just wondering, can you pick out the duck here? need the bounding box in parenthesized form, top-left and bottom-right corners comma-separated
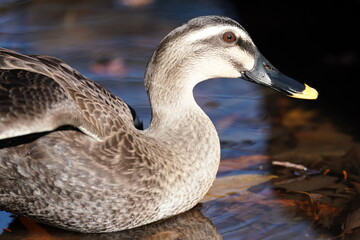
(0, 15, 318, 233)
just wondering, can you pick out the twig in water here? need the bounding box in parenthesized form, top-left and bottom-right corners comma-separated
(272, 161, 308, 171)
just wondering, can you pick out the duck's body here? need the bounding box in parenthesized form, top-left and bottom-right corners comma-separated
(0, 16, 317, 233)
(0, 50, 219, 232)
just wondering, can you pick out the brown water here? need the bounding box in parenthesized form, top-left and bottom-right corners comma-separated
(1, 1, 359, 239)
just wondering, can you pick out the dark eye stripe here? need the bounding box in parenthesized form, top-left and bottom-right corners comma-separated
(237, 39, 256, 56)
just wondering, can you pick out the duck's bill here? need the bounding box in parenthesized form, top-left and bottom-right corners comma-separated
(242, 53, 318, 100)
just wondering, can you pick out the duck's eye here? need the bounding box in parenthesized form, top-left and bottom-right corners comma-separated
(223, 32, 236, 43)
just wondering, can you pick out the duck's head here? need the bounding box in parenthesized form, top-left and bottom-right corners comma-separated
(145, 15, 317, 100)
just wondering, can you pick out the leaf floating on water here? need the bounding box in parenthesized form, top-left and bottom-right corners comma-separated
(274, 175, 349, 193)
(203, 174, 276, 202)
(218, 155, 269, 173)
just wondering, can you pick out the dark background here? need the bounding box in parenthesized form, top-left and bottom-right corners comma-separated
(230, 0, 360, 136)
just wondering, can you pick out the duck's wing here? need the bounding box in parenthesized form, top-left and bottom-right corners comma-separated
(0, 48, 135, 141)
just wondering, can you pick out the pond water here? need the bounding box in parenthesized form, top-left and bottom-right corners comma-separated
(1, 0, 358, 239)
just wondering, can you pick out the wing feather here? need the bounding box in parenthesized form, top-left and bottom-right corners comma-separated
(0, 48, 135, 140)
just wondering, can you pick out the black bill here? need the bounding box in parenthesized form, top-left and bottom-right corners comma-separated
(242, 52, 318, 100)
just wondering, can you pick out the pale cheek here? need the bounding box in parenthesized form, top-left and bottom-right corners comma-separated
(206, 50, 256, 78)
(195, 58, 240, 80)
(235, 51, 255, 71)
(187, 49, 256, 82)
(212, 58, 239, 77)
(243, 54, 255, 70)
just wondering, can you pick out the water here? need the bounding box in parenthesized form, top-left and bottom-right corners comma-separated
(0, 0, 348, 239)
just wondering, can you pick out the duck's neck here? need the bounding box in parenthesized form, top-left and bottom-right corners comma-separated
(145, 75, 204, 135)
(144, 56, 202, 129)
(143, 42, 220, 155)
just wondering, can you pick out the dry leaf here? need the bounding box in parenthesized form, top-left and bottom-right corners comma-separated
(203, 174, 276, 202)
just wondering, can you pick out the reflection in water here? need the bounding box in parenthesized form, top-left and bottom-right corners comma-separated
(0, 207, 222, 240)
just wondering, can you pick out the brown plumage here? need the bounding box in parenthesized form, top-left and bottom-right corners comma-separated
(0, 16, 317, 233)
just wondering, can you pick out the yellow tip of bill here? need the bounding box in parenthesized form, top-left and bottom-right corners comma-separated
(290, 84, 318, 100)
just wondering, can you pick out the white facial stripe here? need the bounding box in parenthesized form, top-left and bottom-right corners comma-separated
(182, 25, 251, 44)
